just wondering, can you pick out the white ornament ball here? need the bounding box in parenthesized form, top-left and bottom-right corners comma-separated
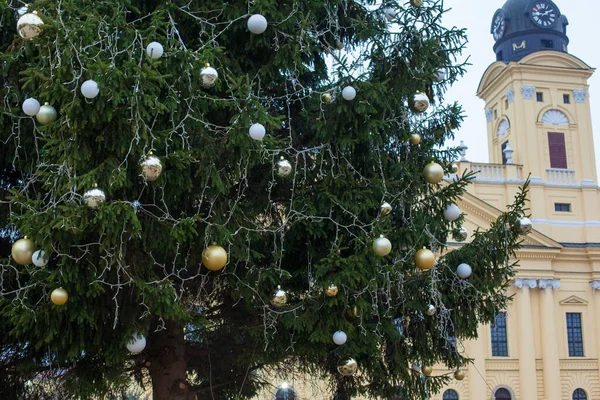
(443, 204, 461, 221)
(434, 69, 447, 82)
(456, 263, 472, 279)
(249, 123, 266, 141)
(22, 98, 41, 116)
(333, 331, 347, 346)
(146, 42, 164, 59)
(81, 80, 100, 99)
(342, 86, 356, 101)
(126, 333, 146, 354)
(373, 236, 392, 257)
(32, 250, 48, 267)
(247, 14, 268, 35)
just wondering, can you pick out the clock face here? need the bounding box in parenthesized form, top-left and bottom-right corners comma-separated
(531, 2, 558, 27)
(492, 12, 506, 41)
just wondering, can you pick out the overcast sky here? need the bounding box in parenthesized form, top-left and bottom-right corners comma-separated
(441, 0, 600, 175)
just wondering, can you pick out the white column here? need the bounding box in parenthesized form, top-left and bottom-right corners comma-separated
(538, 279, 561, 400)
(514, 278, 539, 400)
(590, 281, 600, 386)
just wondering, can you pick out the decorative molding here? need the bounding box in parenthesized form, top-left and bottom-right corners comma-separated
(497, 119, 510, 137)
(559, 360, 599, 370)
(514, 278, 537, 290)
(573, 89, 587, 103)
(506, 88, 515, 104)
(559, 295, 588, 306)
(531, 219, 600, 227)
(538, 279, 560, 291)
(590, 280, 600, 292)
(485, 108, 493, 122)
(485, 360, 520, 371)
(522, 85, 536, 99)
(541, 109, 569, 125)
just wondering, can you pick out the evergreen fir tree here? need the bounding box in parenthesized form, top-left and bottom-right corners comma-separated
(0, 0, 528, 399)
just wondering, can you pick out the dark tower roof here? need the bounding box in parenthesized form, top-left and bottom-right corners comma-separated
(491, 0, 569, 63)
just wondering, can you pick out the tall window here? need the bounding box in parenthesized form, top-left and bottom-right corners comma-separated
(443, 389, 459, 400)
(566, 313, 584, 357)
(548, 132, 567, 169)
(491, 312, 508, 356)
(573, 389, 587, 400)
(494, 388, 512, 400)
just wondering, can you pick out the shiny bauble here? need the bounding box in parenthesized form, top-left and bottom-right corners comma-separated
(409, 133, 421, 145)
(448, 163, 459, 174)
(17, 11, 43, 40)
(333, 331, 347, 345)
(410, 0, 423, 7)
(32, 250, 48, 267)
(50, 287, 68, 305)
(139, 152, 163, 182)
(425, 304, 436, 316)
(421, 365, 433, 376)
(83, 185, 106, 209)
(380, 202, 392, 216)
(201, 244, 228, 271)
(17, 6, 29, 16)
(337, 358, 358, 376)
(409, 92, 430, 114)
(36, 103, 57, 125)
(247, 14, 268, 34)
(81, 79, 99, 99)
(415, 247, 435, 271)
(347, 306, 358, 318)
(11, 237, 37, 265)
(200, 64, 218, 87)
(342, 86, 356, 101)
(275, 157, 292, 178)
(146, 41, 164, 59)
(457, 263, 472, 279)
(423, 161, 444, 184)
(434, 69, 446, 82)
(518, 217, 532, 235)
(321, 92, 332, 103)
(249, 123, 266, 141)
(270, 286, 287, 308)
(126, 333, 147, 354)
(22, 98, 40, 116)
(383, 8, 395, 21)
(454, 370, 465, 381)
(373, 235, 392, 257)
(324, 284, 339, 297)
(453, 226, 468, 242)
(443, 204, 461, 221)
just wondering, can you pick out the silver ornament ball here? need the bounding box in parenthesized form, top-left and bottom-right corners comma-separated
(36, 103, 57, 125)
(373, 235, 392, 257)
(518, 217, 532, 235)
(270, 286, 287, 308)
(200, 65, 219, 87)
(17, 12, 43, 40)
(140, 153, 163, 182)
(453, 226, 468, 242)
(426, 304, 436, 316)
(275, 157, 293, 178)
(380, 202, 392, 216)
(83, 185, 106, 209)
(337, 358, 358, 376)
(409, 92, 430, 114)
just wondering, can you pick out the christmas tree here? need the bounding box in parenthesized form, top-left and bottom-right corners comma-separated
(0, 0, 528, 399)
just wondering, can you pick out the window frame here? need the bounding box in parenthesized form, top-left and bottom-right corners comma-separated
(490, 312, 509, 357)
(563, 94, 571, 104)
(554, 203, 571, 212)
(494, 387, 512, 400)
(442, 389, 459, 400)
(566, 313, 584, 357)
(572, 388, 587, 400)
(536, 92, 544, 102)
(548, 132, 568, 169)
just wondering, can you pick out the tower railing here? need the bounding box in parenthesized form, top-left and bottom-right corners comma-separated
(546, 168, 577, 185)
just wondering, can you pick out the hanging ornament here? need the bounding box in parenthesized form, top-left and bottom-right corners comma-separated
(324, 284, 339, 297)
(333, 331, 347, 345)
(380, 202, 392, 216)
(126, 333, 147, 354)
(11, 237, 37, 265)
(249, 123, 266, 141)
(139, 152, 163, 182)
(50, 287, 68, 305)
(443, 204, 461, 221)
(453, 226, 468, 242)
(518, 217, 532, 235)
(270, 285, 287, 308)
(409, 133, 421, 145)
(81, 79, 99, 99)
(383, 8, 395, 21)
(321, 93, 332, 103)
(409, 91, 430, 114)
(17, 5, 29, 16)
(456, 263, 472, 279)
(425, 304, 436, 316)
(146, 41, 164, 59)
(410, 0, 423, 7)
(83, 184, 106, 209)
(434, 69, 446, 82)
(347, 306, 358, 318)
(200, 63, 219, 87)
(454, 370, 465, 381)
(423, 161, 444, 184)
(415, 247, 435, 271)
(36, 102, 57, 125)
(247, 14, 268, 34)
(342, 86, 356, 101)
(22, 98, 40, 116)
(448, 162, 459, 174)
(275, 157, 292, 178)
(202, 244, 228, 271)
(32, 249, 48, 267)
(337, 358, 358, 376)
(373, 235, 392, 257)
(17, 11, 43, 40)
(132, 200, 142, 213)
(421, 365, 433, 376)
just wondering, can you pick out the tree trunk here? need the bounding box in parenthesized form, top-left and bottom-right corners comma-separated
(148, 320, 196, 400)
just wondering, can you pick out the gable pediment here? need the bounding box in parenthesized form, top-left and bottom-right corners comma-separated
(559, 295, 588, 306)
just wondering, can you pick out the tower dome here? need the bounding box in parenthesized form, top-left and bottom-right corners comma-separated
(490, 0, 569, 63)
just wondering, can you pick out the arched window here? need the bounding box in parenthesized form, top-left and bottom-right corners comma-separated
(275, 386, 296, 400)
(443, 389, 459, 400)
(494, 388, 512, 400)
(573, 388, 587, 400)
(541, 110, 569, 125)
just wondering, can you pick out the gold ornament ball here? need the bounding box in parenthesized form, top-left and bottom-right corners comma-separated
(17, 11, 43, 40)
(373, 235, 392, 257)
(140, 152, 163, 182)
(11, 237, 37, 265)
(448, 163, 459, 174)
(83, 184, 106, 209)
(423, 161, 444, 184)
(51, 287, 69, 305)
(36, 102, 57, 125)
(409, 92, 430, 114)
(421, 365, 433, 376)
(271, 286, 287, 308)
(409, 133, 421, 145)
(454, 370, 465, 381)
(410, 0, 423, 7)
(415, 247, 435, 271)
(202, 244, 228, 271)
(347, 306, 358, 318)
(337, 358, 358, 376)
(324, 284, 339, 297)
(321, 93, 332, 103)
